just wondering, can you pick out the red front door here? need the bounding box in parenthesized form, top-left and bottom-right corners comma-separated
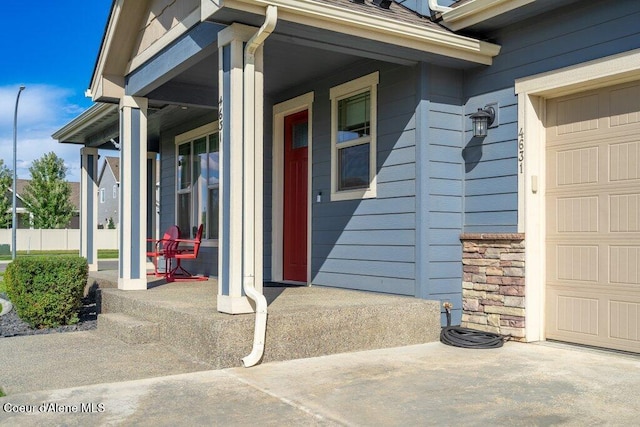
(283, 110, 308, 282)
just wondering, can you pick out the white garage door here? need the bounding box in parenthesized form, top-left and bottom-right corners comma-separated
(546, 81, 640, 353)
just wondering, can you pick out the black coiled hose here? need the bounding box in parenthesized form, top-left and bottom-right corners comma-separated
(440, 304, 508, 349)
(440, 326, 506, 349)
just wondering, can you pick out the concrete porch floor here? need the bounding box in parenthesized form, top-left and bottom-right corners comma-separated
(90, 268, 441, 369)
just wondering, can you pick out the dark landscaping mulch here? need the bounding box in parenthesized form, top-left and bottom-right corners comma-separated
(0, 293, 97, 338)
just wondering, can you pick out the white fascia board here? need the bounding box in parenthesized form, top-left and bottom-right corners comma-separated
(206, 0, 501, 65)
(89, 0, 124, 101)
(441, 0, 536, 31)
(52, 103, 119, 142)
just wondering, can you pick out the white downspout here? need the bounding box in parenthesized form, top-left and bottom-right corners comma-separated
(428, 0, 452, 14)
(241, 5, 277, 368)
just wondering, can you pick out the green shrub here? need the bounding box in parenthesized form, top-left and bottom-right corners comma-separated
(4, 256, 88, 329)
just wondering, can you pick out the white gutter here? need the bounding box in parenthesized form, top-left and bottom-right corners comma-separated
(429, 0, 452, 14)
(241, 4, 278, 368)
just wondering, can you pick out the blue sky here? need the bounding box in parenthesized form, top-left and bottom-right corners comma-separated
(0, 1, 112, 182)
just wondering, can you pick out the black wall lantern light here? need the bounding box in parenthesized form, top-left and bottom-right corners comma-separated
(470, 106, 496, 138)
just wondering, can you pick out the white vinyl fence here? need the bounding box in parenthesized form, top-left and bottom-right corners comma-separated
(0, 228, 119, 252)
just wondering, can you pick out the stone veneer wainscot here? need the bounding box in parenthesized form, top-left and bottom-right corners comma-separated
(460, 233, 526, 341)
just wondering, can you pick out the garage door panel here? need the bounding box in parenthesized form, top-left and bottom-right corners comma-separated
(547, 242, 602, 288)
(610, 300, 640, 342)
(610, 84, 640, 126)
(556, 245, 599, 282)
(547, 287, 640, 352)
(555, 196, 599, 233)
(610, 193, 640, 232)
(610, 140, 640, 181)
(555, 146, 599, 186)
(546, 81, 640, 353)
(609, 246, 640, 285)
(547, 287, 602, 338)
(550, 93, 601, 136)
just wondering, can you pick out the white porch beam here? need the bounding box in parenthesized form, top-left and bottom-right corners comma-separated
(118, 95, 148, 290)
(80, 147, 99, 272)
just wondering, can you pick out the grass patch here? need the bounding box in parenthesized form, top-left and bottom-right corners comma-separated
(98, 249, 119, 259)
(0, 388, 5, 397)
(0, 272, 5, 295)
(0, 249, 119, 261)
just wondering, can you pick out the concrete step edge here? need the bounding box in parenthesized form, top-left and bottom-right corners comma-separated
(97, 313, 160, 345)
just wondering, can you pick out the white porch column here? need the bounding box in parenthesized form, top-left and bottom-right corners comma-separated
(217, 24, 261, 314)
(118, 95, 148, 290)
(80, 147, 98, 271)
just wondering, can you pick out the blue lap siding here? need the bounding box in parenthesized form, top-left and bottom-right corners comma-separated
(462, 1, 640, 234)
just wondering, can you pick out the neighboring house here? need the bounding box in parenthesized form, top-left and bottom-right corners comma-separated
(4, 179, 80, 229)
(97, 156, 120, 228)
(53, 0, 640, 354)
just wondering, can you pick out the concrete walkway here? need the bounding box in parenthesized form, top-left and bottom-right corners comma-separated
(1, 339, 639, 426)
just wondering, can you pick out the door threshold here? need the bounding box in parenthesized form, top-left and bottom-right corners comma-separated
(264, 280, 308, 287)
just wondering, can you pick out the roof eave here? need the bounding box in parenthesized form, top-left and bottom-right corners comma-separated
(206, 0, 501, 65)
(52, 103, 119, 143)
(88, 0, 149, 102)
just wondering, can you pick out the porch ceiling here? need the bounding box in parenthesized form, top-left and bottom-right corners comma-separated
(56, 32, 360, 150)
(53, 102, 211, 152)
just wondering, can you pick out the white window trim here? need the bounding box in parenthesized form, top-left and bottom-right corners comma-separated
(175, 121, 219, 248)
(99, 188, 105, 204)
(112, 184, 117, 199)
(330, 71, 378, 201)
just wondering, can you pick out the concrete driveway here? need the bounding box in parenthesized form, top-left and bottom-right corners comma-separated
(1, 340, 638, 426)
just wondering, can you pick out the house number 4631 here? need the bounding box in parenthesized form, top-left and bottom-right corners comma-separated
(518, 128, 524, 174)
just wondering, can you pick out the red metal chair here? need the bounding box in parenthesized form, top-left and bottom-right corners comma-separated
(146, 225, 180, 277)
(166, 224, 208, 281)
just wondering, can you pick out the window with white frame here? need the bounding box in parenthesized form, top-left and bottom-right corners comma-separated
(330, 71, 378, 201)
(113, 184, 117, 199)
(175, 123, 219, 241)
(99, 188, 105, 203)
